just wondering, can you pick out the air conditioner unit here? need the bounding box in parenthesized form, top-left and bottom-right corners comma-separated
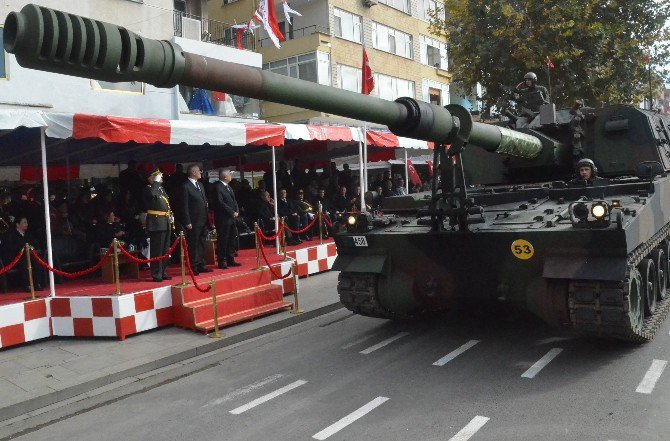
(363, 0, 378, 6)
(181, 17, 202, 41)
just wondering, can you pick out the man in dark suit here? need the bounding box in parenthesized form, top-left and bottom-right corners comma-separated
(142, 168, 173, 282)
(213, 169, 241, 269)
(179, 164, 212, 275)
(1, 216, 44, 292)
(277, 188, 302, 245)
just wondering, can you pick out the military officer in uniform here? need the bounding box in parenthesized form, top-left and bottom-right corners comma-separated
(514, 72, 550, 118)
(142, 168, 173, 282)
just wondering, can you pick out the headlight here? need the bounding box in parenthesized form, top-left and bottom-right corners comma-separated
(347, 215, 357, 226)
(591, 203, 607, 219)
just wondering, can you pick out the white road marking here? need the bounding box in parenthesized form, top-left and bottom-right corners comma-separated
(204, 374, 284, 407)
(360, 332, 409, 354)
(341, 332, 381, 349)
(229, 379, 307, 414)
(636, 359, 668, 394)
(535, 336, 571, 346)
(433, 340, 480, 366)
(312, 396, 389, 440)
(448, 415, 490, 441)
(521, 348, 563, 378)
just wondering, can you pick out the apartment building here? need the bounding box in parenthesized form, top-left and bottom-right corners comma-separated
(209, 0, 458, 124)
(0, 0, 261, 121)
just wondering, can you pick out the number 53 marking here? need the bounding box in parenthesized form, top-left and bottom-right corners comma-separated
(511, 239, 534, 260)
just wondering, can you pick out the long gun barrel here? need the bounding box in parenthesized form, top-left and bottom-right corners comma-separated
(4, 4, 541, 158)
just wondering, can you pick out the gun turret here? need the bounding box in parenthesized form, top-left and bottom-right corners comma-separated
(3, 4, 543, 160)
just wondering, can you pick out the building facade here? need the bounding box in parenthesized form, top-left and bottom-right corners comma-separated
(209, 0, 456, 124)
(0, 0, 261, 121)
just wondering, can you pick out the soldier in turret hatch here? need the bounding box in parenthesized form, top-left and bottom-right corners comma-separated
(568, 158, 609, 186)
(513, 72, 550, 118)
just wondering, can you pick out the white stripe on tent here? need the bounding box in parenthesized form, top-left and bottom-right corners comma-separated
(282, 123, 312, 140)
(397, 136, 429, 149)
(0, 109, 48, 130)
(43, 113, 75, 139)
(169, 120, 249, 146)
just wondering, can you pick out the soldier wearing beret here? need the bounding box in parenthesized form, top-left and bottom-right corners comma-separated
(142, 168, 173, 282)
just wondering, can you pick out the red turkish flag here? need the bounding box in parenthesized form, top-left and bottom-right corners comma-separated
(361, 48, 374, 95)
(546, 56, 555, 69)
(211, 91, 227, 102)
(426, 160, 434, 177)
(407, 160, 422, 186)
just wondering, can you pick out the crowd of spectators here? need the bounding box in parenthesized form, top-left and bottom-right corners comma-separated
(0, 159, 432, 290)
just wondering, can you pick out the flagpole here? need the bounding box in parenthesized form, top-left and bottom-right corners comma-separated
(357, 132, 365, 212)
(363, 122, 368, 195)
(404, 148, 409, 194)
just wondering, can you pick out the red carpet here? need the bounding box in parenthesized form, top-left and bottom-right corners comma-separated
(0, 237, 333, 306)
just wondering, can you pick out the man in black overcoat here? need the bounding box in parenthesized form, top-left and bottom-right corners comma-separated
(212, 169, 241, 269)
(179, 164, 211, 275)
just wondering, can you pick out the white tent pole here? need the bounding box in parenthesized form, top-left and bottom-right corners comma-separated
(358, 133, 365, 212)
(404, 148, 409, 194)
(362, 122, 368, 192)
(271, 147, 280, 254)
(40, 127, 56, 297)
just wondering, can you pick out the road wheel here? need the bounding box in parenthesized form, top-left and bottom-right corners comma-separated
(652, 248, 668, 300)
(639, 258, 657, 316)
(626, 267, 644, 333)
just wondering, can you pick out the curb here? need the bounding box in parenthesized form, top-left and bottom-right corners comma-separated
(0, 302, 344, 424)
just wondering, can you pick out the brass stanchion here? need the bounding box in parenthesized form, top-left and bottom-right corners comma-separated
(319, 207, 325, 243)
(112, 239, 121, 295)
(178, 232, 187, 286)
(254, 222, 261, 270)
(290, 260, 303, 315)
(209, 282, 223, 338)
(24, 244, 35, 300)
(280, 217, 287, 260)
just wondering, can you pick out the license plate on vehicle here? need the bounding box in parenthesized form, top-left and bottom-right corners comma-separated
(352, 236, 368, 247)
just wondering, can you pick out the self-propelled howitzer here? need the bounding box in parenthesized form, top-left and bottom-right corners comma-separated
(7, 4, 670, 342)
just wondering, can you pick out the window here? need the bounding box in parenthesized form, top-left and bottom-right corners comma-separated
(371, 22, 412, 59)
(91, 80, 144, 94)
(0, 26, 6, 79)
(333, 8, 362, 43)
(372, 73, 415, 101)
(336, 65, 362, 93)
(422, 79, 449, 106)
(378, 0, 410, 14)
(222, 0, 240, 4)
(263, 52, 330, 85)
(418, 0, 445, 22)
(420, 35, 447, 69)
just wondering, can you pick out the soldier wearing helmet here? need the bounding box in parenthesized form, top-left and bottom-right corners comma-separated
(514, 72, 550, 117)
(569, 158, 607, 186)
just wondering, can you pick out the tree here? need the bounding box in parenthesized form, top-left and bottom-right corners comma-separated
(430, 0, 670, 112)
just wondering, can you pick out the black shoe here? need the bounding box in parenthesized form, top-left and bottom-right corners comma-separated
(152, 277, 163, 282)
(162, 275, 172, 280)
(35, 285, 44, 291)
(218, 263, 228, 269)
(227, 261, 242, 267)
(199, 267, 213, 273)
(192, 271, 200, 276)
(24, 286, 31, 293)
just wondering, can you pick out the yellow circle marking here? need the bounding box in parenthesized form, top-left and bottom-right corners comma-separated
(511, 239, 534, 260)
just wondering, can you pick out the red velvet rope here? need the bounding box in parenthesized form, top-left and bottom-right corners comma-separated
(257, 222, 285, 241)
(321, 211, 334, 228)
(31, 247, 112, 278)
(282, 215, 318, 235)
(0, 249, 24, 276)
(182, 238, 211, 293)
(256, 228, 292, 279)
(118, 238, 180, 264)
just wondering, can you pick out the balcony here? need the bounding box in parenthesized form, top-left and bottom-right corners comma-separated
(259, 25, 330, 48)
(173, 11, 255, 51)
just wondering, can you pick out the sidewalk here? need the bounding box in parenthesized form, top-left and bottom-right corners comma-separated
(0, 271, 341, 423)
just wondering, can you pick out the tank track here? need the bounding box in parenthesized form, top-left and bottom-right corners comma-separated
(337, 273, 396, 319)
(568, 222, 670, 343)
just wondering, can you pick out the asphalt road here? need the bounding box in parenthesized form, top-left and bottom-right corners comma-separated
(11, 280, 670, 441)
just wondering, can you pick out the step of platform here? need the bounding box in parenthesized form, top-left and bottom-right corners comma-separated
(173, 281, 292, 331)
(195, 300, 293, 332)
(173, 268, 272, 305)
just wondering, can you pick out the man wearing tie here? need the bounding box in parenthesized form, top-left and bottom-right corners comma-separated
(142, 168, 173, 282)
(179, 164, 212, 275)
(213, 169, 241, 269)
